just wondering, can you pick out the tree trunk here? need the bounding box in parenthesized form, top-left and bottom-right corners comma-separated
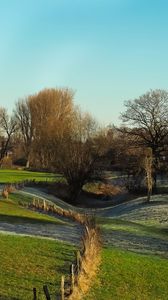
(153, 171, 157, 191)
(152, 151, 159, 192)
(69, 184, 82, 204)
(147, 188, 152, 202)
(26, 159, 30, 168)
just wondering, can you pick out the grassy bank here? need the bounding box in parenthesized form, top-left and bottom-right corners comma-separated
(0, 193, 65, 225)
(0, 234, 76, 299)
(0, 169, 61, 183)
(98, 217, 168, 241)
(85, 247, 168, 300)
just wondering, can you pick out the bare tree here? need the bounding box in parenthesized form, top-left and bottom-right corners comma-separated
(14, 98, 33, 168)
(120, 89, 168, 189)
(143, 149, 153, 202)
(0, 108, 17, 166)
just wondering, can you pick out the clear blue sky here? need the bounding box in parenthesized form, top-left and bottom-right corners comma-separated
(0, 0, 168, 125)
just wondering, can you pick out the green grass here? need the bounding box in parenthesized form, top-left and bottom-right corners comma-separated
(83, 182, 101, 193)
(0, 233, 76, 300)
(85, 247, 168, 300)
(98, 217, 168, 241)
(0, 194, 66, 225)
(0, 169, 62, 183)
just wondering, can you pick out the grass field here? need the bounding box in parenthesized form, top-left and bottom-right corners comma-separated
(1, 171, 168, 300)
(88, 196, 168, 299)
(98, 217, 168, 241)
(0, 191, 75, 299)
(85, 246, 168, 300)
(0, 169, 62, 183)
(0, 193, 66, 225)
(0, 234, 76, 300)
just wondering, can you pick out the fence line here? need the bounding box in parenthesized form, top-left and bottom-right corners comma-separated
(30, 198, 101, 300)
(1, 183, 101, 300)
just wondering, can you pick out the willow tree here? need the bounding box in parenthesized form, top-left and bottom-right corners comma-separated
(55, 109, 107, 203)
(15, 88, 74, 169)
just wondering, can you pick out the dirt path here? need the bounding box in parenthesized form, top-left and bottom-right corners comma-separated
(20, 187, 77, 211)
(94, 195, 168, 220)
(1, 185, 168, 256)
(0, 222, 82, 245)
(19, 190, 168, 257)
(99, 195, 168, 257)
(0, 186, 83, 245)
(104, 230, 168, 257)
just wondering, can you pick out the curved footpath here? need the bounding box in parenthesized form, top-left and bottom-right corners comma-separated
(0, 186, 168, 257)
(0, 222, 82, 245)
(97, 194, 168, 257)
(0, 186, 83, 245)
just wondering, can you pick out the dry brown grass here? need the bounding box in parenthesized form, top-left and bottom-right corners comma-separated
(30, 198, 87, 224)
(2, 189, 8, 199)
(1, 184, 16, 199)
(68, 220, 101, 300)
(96, 183, 123, 196)
(30, 198, 101, 300)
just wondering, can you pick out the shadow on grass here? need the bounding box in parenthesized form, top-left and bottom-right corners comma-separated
(0, 214, 61, 225)
(104, 228, 168, 257)
(0, 296, 19, 300)
(99, 218, 168, 238)
(101, 197, 168, 218)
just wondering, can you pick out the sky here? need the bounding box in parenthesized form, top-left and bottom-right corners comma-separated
(0, 0, 168, 125)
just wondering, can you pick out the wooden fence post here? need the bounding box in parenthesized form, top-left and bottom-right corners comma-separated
(43, 199, 46, 211)
(33, 198, 36, 207)
(71, 264, 75, 293)
(43, 285, 51, 300)
(76, 250, 81, 274)
(61, 275, 65, 300)
(33, 287, 37, 300)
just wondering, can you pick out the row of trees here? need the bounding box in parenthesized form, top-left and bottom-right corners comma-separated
(1, 88, 168, 202)
(0, 88, 109, 202)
